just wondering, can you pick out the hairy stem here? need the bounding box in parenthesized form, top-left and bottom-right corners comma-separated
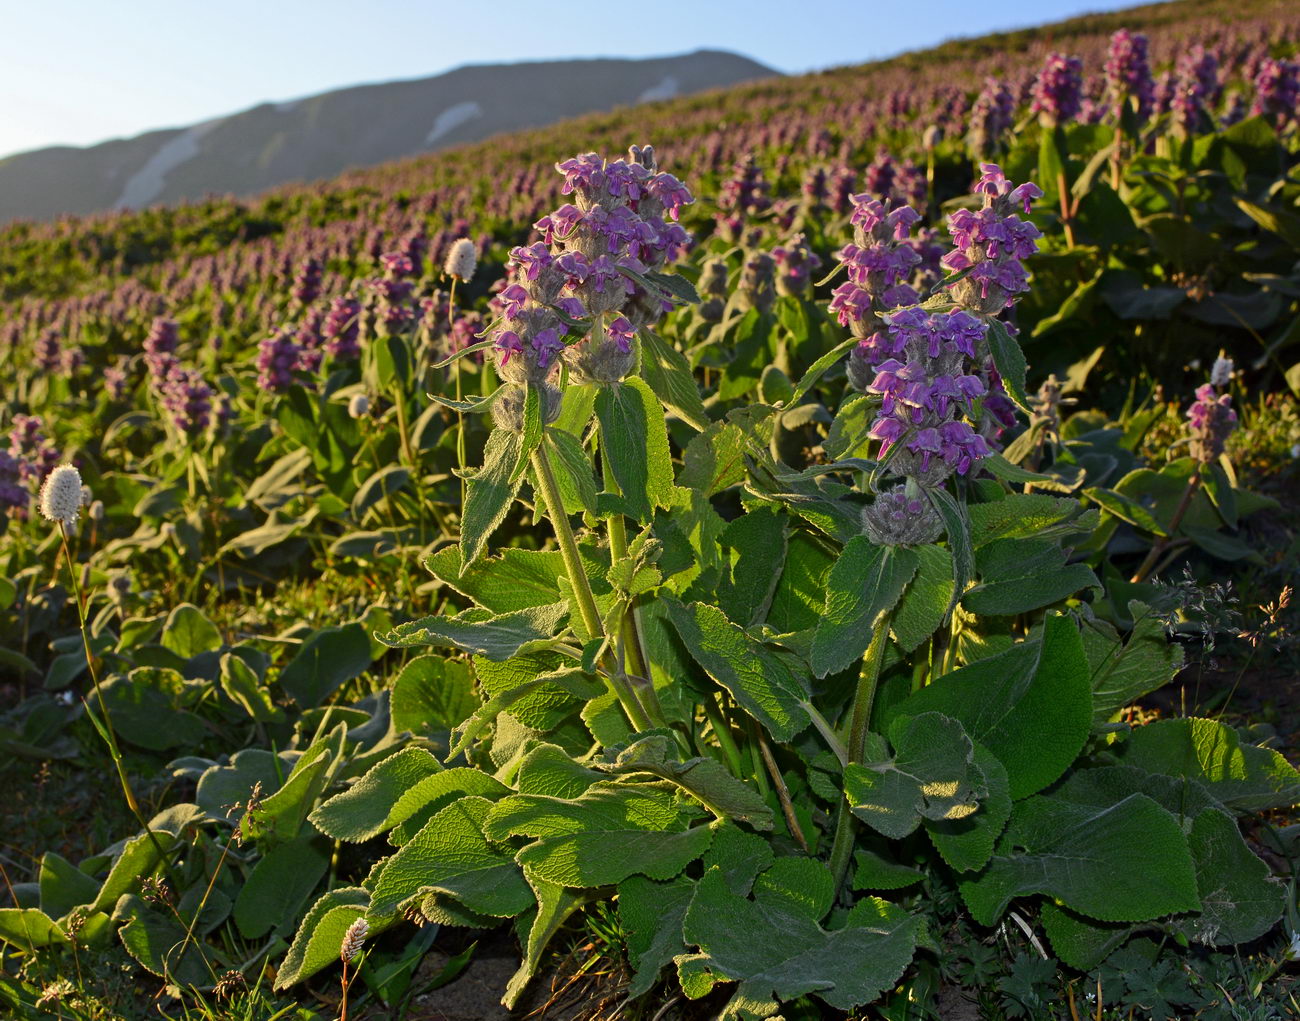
(531, 438, 652, 731)
(829, 614, 892, 895)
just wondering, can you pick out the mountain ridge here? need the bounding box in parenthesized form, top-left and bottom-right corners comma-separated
(0, 49, 776, 223)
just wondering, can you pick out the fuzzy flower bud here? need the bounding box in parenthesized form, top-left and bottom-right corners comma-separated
(39, 465, 83, 527)
(444, 237, 478, 283)
(1210, 354, 1233, 389)
(863, 485, 945, 546)
(1187, 384, 1237, 463)
(490, 383, 562, 433)
(348, 394, 371, 419)
(340, 918, 368, 963)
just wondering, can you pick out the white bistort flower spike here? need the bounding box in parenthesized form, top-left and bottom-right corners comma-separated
(443, 237, 477, 283)
(1210, 352, 1233, 388)
(347, 393, 370, 419)
(40, 465, 84, 527)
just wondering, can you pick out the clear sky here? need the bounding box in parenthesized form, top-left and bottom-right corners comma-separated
(0, 0, 1144, 159)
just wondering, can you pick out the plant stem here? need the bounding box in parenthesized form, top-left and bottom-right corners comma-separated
(703, 693, 745, 779)
(754, 726, 810, 853)
(450, 278, 468, 511)
(531, 438, 652, 731)
(1130, 468, 1201, 583)
(1057, 170, 1077, 248)
(829, 614, 892, 895)
(57, 525, 172, 879)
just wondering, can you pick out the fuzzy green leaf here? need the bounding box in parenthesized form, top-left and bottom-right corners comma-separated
(424, 547, 565, 613)
(1081, 601, 1183, 726)
(381, 602, 569, 659)
(484, 783, 713, 887)
(275, 887, 369, 988)
(233, 835, 329, 939)
(389, 655, 477, 736)
(595, 377, 674, 523)
(667, 600, 811, 743)
(278, 623, 372, 708)
(811, 539, 917, 678)
(891, 544, 954, 653)
(1175, 809, 1286, 946)
(310, 747, 443, 842)
(889, 613, 1092, 800)
(460, 428, 525, 568)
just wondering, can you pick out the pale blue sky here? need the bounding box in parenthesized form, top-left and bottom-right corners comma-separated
(0, 0, 1142, 158)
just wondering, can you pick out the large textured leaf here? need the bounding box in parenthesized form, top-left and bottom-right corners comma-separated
(278, 623, 372, 708)
(91, 830, 178, 913)
(844, 713, 985, 839)
(448, 667, 603, 760)
(38, 852, 100, 920)
(386, 768, 513, 846)
(424, 547, 565, 613)
(242, 726, 343, 845)
(503, 868, 592, 1009)
(959, 792, 1199, 925)
(925, 745, 1012, 873)
(595, 734, 774, 830)
(484, 783, 713, 887)
(641, 327, 710, 431)
(309, 747, 443, 842)
(233, 835, 329, 939)
(1081, 601, 1183, 726)
(891, 544, 954, 653)
(368, 796, 533, 921)
(1118, 717, 1300, 812)
(719, 508, 788, 629)
(680, 862, 926, 1012)
(810, 539, 917, 678)
(381, 602, 568, 660)
(275, 887, 369, 988)
(473, 652, 592, 732)
(160, 603, 222, 659)
(1175, 809, 1285, 946)
(389, 655, 477, 736)
(620, 874, 696, 997)
(962, 538, 1097, 616)
(595, 377, 674, 523)
(460, 428, 524, 568)
(667, 600, 811, 742)
(967, 492, 1092, 545)
(0, 908, 66, 949)
(890, 613, 1092, 800)
(1040, 903, 1136, 971)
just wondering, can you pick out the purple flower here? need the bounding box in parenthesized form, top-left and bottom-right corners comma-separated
(1031, 53, 1084, 125)
(943, 165, 1042, 315)
(1251, 58, 1299, 130)
(1104, 30, 1155, 121)
(1187, 383, 1237, 463)
(256, 328, 300, 392)
(605, 316, 636, 354)
(323, 295, 362, 360)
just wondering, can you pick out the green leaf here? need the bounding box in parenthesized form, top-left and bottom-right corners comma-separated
(926, 745, 1012, 873)
(510, 383, 545, 483)
(38, 852, 100, 920)
(891, 544, 954, 653)
(351, 465, 410, 521)
(484, 783, 713, 887)
(309, 747, 443, 842)
(389, 655, 477, 736)
(277, 623, 371, 708)
(986, 319, 1030, 413)
(424, 546, 565, 613)
(595, 734, 774, 829)
(641, 328, 710, 431)
(1082, 601, 1182, 726)
(844, 713, 985, 839)
(0, 908, 66, 949)
(645, 270, 701, 305)
(369, 796, 533, 921)
(474, 653, 592, 732)
(96, 669, 208, 751)
(962, 538, 1098, 615)
(381, 602, 568, 659)
(241, 726, 342, 845)
(620, 874, 695, 997)
(967, 492, 1090, 545)
(1040, 903, 1136, 971)
(545, 428, 600, 516)
(680, 863, 925, 1012)
(1175, 809, 1285, 946)
(1118, 717, 1300, 812)
(926, 487, 972, 611)
(811, 539, 917, 678)
(595, 378, 674, 523)
(503, 869, 591, 1009)
(785, 335, 858, 407)
(233, 835, 329, 939)
(959, 791, 1199, 926)
(460, 428, 525, 568)
(91, 830, 177, 913)
(220, 652, 282, 724)
(275, 887, 369, 988)
(890, 613, 1092, 800)
(117, 902, 215, 986)
(160, 603, 222, 659)
(667, 600, 811, 743)
(386, 768, 513, 846)
(852, 849, 924, 892)
(679, 422, 748, 496)
(447, 666, 603, 761)
(719, 508, 788, 629)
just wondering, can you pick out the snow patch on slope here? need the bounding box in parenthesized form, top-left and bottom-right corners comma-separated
(115, 120, 222, 209)
(426, 101, 483, 145)
(638, 76, 679, 102)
